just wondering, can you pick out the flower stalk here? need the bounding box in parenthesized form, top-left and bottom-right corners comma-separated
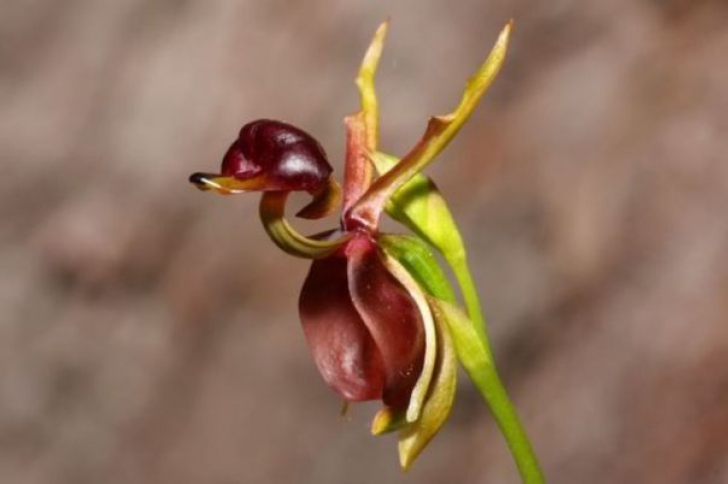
(430, 298, 544, 484)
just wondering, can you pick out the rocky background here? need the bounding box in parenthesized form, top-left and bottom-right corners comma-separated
(1, 0, 727, 483)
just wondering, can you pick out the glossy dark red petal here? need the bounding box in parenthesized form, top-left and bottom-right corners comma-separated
(220, 139, 261, 179)
(346, 232, 426, 409)
(222, 120, 332, 192)
(299, 250, 385, 401)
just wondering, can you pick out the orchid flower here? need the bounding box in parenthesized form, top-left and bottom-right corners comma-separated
(189, 20, 545, 483)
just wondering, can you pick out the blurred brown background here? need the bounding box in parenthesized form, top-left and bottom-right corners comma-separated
(2, 0, 727, 483)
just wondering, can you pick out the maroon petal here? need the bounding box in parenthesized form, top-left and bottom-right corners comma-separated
(346, 232, 426, 409)
(299, 250, 385, 401)
(221, 120, 333, 192)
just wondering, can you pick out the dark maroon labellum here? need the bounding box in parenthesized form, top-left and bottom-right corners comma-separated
(221, 119, 332, 192)
(299, 231, 426, 409)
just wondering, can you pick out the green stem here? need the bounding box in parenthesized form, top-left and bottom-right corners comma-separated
(429, 273, 545, 484)
(446, 252, 491, 358)
(470, 360, 545, 484)
(456, 265, 544, 483)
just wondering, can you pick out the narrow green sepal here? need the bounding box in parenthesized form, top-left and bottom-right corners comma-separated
(426, 296, 492, 375)
(374, 153, 489, 348)
(398, 301, 458, 470)
(381, 252, 438, 423)
(378, 233, 456, 303)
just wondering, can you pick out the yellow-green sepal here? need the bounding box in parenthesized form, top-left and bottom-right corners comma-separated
(374, 235, 459, 468)
(374, 153, 490, 348)
(381, 250, 438, 423)
(371, 407, 408, 435)
(350, 21, 512, 226)
(397, 301, 458, 470)
(426, 296, 546, 484)
(370, 297, 458, 469)
(373, 152, 467, 262)
(427, 296, 492, 375)
(378, 233, 456, 303)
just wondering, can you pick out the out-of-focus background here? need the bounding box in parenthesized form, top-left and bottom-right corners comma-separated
(2, 0, 727, 483)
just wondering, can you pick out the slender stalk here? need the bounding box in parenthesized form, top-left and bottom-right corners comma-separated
(445, 252, 491, 357)
(430, 297, 545, 484)
(470, 360, 545, 484)
(450, 258, 545, 483)
(259, 192, 349, 259)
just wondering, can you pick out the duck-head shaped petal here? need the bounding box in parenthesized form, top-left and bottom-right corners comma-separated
(190, 119, 333, 194)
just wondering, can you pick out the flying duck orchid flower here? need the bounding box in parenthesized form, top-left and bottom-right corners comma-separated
(189, 20, 545, 484)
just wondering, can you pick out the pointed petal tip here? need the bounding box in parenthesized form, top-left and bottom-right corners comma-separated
(357, 19, 389, 85)
(373, 18, 390, 42)
(188, 172, 264, 194)
(371, 408, 392, 436)
(499, 19, 514, 46)
(189, 172, 213, 191)
(376, 18, 390, 36)
(399, 451, 414, 472)
(371, 406, 408, 436)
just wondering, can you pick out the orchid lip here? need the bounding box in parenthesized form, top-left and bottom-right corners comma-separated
(188, 172, 267, 194)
